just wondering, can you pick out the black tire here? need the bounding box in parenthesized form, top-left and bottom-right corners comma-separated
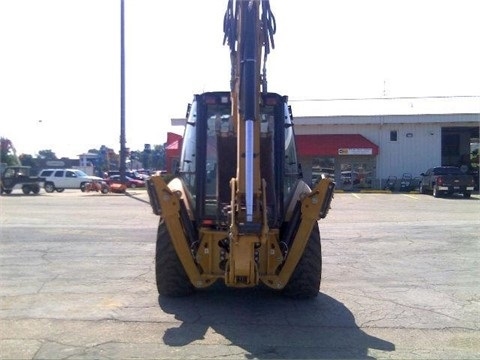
(32, 185, 40, 194)
(282, 224, 322, 299)
(44, 183, 55, 193)
(101, 186, 109, 194)
(433, 185, 441, 198)
(464, 192, 471, 199)
(419, 183, 427, 194)
(80, 183, 87, 192)
(56, 188, 65, 193)
(22, 186, 31, 195)
(155, 219, 195, 297)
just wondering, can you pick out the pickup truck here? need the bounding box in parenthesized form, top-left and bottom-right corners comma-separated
(0, 166, 45, 195)
(419, 166, 475, 198)
(38, 168, 103, 193)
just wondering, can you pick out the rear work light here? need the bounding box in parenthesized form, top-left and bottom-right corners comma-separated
(205, 95, 230, 105)
(264, 97, 278, 105)
(205, 96, 218, 104)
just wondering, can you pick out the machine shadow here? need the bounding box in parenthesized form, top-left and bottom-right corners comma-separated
(159, 285, 395, 359)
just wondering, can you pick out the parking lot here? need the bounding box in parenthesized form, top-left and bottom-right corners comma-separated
(1, 190, 479, 359)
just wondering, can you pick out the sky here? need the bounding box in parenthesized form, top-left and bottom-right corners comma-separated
(1, 0, 479, 159)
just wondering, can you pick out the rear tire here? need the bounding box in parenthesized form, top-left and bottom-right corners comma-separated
(22, 186, 31, 194)
(282, 224, 322, 299)
(433, 185, 441, 198)
(56, 188, 65, 193)
(155, 219, 194, 297)
(45, 183, 55, 193)
(464, 192, 471, 199)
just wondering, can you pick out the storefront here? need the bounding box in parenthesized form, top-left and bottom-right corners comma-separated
(296, 134, 379, 190)
(170, 98, 479, 190)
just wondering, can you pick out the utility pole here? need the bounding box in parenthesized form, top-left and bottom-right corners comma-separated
(119, 0, 127, 183)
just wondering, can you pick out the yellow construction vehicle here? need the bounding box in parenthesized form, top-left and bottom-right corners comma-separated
(147, 0, 334, 298)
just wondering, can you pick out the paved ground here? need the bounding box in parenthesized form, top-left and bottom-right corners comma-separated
(0, 189, 479, 359)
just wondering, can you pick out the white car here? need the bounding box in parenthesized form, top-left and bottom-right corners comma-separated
(38, 168, 103, 193)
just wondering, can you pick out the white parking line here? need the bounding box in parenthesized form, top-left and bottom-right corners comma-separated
(351, 193, 361, 199)
(403, 194, 419, 199)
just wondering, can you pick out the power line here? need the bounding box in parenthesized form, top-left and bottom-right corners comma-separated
(289, 95, 480, 102)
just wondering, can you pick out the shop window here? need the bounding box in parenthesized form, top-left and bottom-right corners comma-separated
(340, 161, 375, 190)
(390, 130, 398, 142)
(312, 157, 335, 185)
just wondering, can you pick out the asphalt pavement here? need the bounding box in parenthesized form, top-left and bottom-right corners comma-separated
(0, 189, 479, 359)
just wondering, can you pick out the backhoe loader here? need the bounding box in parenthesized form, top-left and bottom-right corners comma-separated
(147, 0, 334, 298)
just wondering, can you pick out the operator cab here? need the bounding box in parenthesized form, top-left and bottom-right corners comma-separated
(178, 91, 299, 228)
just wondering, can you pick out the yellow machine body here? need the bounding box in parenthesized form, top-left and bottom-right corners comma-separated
(147, 0, 334, 298)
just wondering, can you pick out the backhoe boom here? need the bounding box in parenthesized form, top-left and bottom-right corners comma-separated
(147, 0, 334, 298)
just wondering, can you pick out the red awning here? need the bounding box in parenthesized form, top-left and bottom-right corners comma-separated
(165, 132, 183, 156)
(296, 134, 379, 156)
(165, 140, 179, 150)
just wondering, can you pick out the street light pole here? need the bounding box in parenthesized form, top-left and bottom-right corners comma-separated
(119, 0, 127, 183)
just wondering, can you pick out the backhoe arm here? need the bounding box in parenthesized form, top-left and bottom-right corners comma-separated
(224, 0, 275, 227)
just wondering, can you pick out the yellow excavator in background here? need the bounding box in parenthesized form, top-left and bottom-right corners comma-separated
(147, 0, 334, 298)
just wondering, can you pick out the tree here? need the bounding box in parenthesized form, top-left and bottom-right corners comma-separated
(37, 149, 57, 160)
(152, 144, 166, 170)
(19, 154, 35, 167)
(0, 137, 19, 165)
(139, 144, 165, 170)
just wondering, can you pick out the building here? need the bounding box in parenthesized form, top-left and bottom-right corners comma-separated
(169, 96, 479, 191)
(293, 96, 479, 190)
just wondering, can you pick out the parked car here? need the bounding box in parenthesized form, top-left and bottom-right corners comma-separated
(105, 175, 145, 188)
(107, 170, 148, 181)
(419, 166, 475, 198)
(1, 166, 45, 195)
(39, 168, 103, 193)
